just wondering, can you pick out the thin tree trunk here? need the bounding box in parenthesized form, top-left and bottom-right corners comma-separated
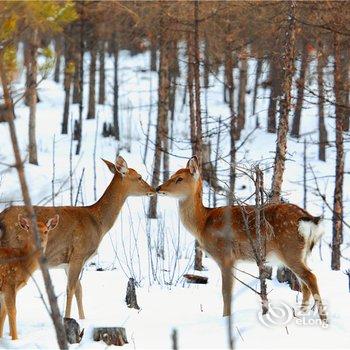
(225, 46, 236, 204)
(270, 2, 296, 202)
(98, 40, 105, 105)
(150, 40, 157, 72)
(72, 50, 81, 104)
(252, 58, 262, 117)
(291, 42, 309, 138)
(0, 48, 68, 350)
(267, 59, 279, 133)
(317, 45, 328, 162)
(187, 34, 196, 154)
(331, 32, 344, 271)
(193, 0, 203, 271)
(236, 52, 247, 139)
(28, 29, 38, 165)
(54, 37, 62, 83)
(87, 46, 97, 119)
(113, 34, 120, 140)
(75, 11, 84, 155)
(61, 39, 73, 135)
(148, 30, 170, 218)
(341, 47, 350, 131)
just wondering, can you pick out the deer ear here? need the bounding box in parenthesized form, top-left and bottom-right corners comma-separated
(18, 214, 30, 231)
(46, 214, 59, 231)
(187, 156, 199, 180)
(101, 158, 116, 174)
(115, 156, 128, 176)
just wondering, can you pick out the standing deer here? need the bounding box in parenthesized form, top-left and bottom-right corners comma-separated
(0, 214, 59, 340)
(156, 156, 326, 321)
(0, 156, 155, 319)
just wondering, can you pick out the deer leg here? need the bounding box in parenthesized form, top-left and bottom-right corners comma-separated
(75, 280, 85, 319)
(300, 281, 311, 312)
(0, 302, 7, 337)
(287, 261, 326, 321)
(65, 267, 85, 319)
(220, 264, 234, 317)
(65, 261, 84, 318)
(4, 290, 17, 340)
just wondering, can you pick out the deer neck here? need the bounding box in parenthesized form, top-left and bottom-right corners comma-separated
(90, 174, 128, 234)
(20, 243, 41, 274)
(178, 180, 207, 239)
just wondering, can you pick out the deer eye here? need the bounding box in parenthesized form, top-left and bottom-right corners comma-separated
(138, 175, 142, 181)
(176, 177, 183, 184)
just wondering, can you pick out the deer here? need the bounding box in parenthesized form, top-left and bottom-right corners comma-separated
(0, 156, 155, 320)
(0, 214, 59, 340)
(156, 156, 327, 321)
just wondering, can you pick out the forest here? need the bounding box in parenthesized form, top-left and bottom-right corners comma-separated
(0, 1, 349, 349)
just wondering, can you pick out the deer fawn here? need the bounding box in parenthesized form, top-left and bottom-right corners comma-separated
(0, 214, 59, 340)
(0, 156, 155, 319)
(156, 156, 326, 321)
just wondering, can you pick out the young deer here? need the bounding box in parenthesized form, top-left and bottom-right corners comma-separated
(0, 156, 155, 320)
(0, 214, 59, 340)
(156, 156, 326, 321)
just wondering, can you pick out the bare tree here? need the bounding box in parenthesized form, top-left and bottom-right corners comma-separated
(270, 2, 296, 202)
(331, 32, 344, 271)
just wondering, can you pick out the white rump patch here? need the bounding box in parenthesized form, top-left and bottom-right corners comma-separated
(298, 219, 324, 260)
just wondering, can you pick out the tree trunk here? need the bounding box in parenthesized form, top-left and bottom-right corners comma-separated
(72, 50, 81, 104)
(62, 39, 73, 135)
(113, 35, 120, 140)
(193, 0, 203, 271)
(98, 40, 105, 105)
(187, 34, 196, 155)
(236, 52, 248, 139)
(341, 47, 350, 131)
(270, 3, 296, 202)
(267, 59, 280, 133)
(317, 45, 328, 162)
(54, 37, 62, 83)
(150, 40, 157, 72)
(331, 32, 344, 271)
(0, 48, 68, 350)
(148, 30, 170, 219)
(252, 58, 262, 117)
(225, 47, 236, 204)
(27, 30, 39, 165)
(291, 41, 309, 138)
(87, 46, 97, 119)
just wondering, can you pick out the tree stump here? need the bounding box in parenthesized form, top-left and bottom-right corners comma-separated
(63, 317, 84, 344)
(183, 274, 208, 284)
(125, 278, 140, 310)
(93, 327, 128, 346)
(277, 267, 301, 291)
(102, 122, 116, 138)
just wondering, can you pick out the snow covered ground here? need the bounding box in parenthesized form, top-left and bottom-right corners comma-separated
(0, 48, 349, 349)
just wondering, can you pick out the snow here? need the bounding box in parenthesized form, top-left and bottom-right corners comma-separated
(0, 48, 349, 349)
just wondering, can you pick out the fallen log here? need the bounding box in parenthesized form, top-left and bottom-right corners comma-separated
(183, 274, 208, 284)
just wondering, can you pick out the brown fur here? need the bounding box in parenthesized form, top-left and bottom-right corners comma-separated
(0, 157, 155, 320)
(0, 217, 58, 340)
(157, 156, 326, 321)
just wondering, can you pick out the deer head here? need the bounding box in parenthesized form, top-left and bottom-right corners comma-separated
(156, 156, 201, 199)
(18, 214, 59, 251)
(102, 156, 155, 197)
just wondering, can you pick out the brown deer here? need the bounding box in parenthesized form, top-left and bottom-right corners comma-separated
(0, 156, 155, 319)
(0, 214, 59, 340)
(156, 156, 326, 321)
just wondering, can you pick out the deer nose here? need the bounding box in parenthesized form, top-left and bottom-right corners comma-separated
(156, 186, 161, 192)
